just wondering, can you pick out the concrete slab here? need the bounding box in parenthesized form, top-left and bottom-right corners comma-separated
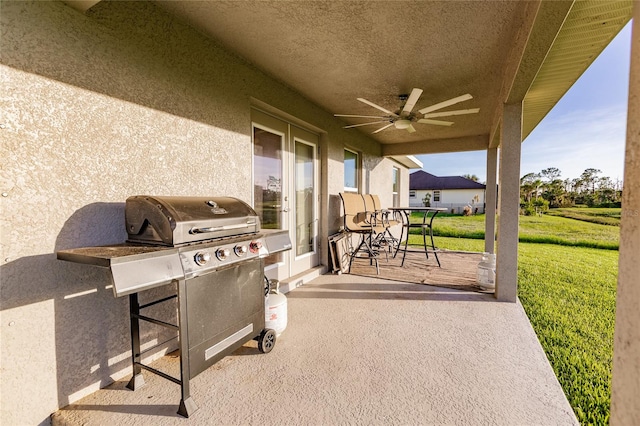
(52, 273, 578, 425)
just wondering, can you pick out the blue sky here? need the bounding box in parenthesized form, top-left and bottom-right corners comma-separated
(415, 22, 632, 183)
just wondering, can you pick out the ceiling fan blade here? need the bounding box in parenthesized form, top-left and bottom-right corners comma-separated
(406, 124, 416, 133)
(335, 114, 389, 119)
(423, 108, 480, 118)
(417, 118, 454, 126)
(402, 88, 424, 114)
(418, 94, 473, 114)
(357, 98, 398, 116)
(343, 120, 390, 129)
(372, 123, 395, 134)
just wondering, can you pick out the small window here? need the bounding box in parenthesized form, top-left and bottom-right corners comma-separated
(344, 149, 359, 192)
(392, 167, 400, 207)
(433, 190, 441, 202)
(409, 190, 416, 197)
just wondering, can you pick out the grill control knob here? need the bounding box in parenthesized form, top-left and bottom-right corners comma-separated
(194, 251, 211, 266)
(249, 241, 262, 254)
(234, 245, 248, 257)
(216, 248, 230, 261)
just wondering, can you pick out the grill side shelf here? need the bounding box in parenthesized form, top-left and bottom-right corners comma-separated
(57, 245, 184, 297)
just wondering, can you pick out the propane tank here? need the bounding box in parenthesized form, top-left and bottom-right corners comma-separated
(265, 279, 288, 337)
(476, 252, 496, 290)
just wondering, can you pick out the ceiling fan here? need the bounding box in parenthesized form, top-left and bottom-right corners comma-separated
(335, 88, 479, 134)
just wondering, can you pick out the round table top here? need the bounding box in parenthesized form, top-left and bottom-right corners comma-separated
(387, 206, 448, 212)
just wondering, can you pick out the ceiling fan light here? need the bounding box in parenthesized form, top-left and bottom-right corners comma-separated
(394, 119, 411, 129)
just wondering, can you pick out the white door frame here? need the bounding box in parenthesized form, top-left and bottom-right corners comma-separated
(251, 108, 319, 281)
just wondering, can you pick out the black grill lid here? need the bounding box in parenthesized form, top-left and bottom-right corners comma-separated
(126, 196, 260, 246)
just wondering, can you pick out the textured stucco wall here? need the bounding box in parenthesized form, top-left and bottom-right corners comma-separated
(0, 1, 410, 424)
(611, 3, 640, 424)
(399, 166, 411, 207)
(496, 103, 522, 303)
(485, 147, 498, 253)
(0, 1, 405, 424)
(437, 189, 485, 206)
(409, 189, 486, 212)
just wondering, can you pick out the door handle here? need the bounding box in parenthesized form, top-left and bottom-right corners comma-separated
(282, 208, 290, 212)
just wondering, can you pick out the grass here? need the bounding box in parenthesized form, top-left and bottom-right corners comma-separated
(546, 207, 621, 226)
(518, 244, 617, 425)
(407, 212, 620, 250)
(405, 214, 619, 425)
(518, 215, 619, 250)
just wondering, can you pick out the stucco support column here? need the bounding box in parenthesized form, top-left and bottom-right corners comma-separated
(484, 147, 498, 253)
(495, 104, 522, 302)
(611, 6, 640, 425)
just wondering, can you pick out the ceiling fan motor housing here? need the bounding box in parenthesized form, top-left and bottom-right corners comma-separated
(394, 119, 412, 129)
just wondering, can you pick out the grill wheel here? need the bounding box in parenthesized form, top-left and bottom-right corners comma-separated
(258, 328, 276, 353)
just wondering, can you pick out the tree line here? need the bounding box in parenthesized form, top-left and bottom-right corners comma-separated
(520, 167, 622, 215)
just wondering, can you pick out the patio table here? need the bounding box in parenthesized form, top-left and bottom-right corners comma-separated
(388, 207, 447, 267)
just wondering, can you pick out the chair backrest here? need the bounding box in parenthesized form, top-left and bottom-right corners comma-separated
(363, 194, 384, 225)
(362, 194, 376, 213)
(365, 194, 395, 227)
(370, 194, 400, 226)
(369, 194, 382, 212)
(339, 192, 368, 231)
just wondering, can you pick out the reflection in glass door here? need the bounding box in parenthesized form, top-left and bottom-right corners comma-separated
(290, 127, 318, 276)
(295, 140, 315, 256)
(253, 125, 285, 269)
(253, 128, 283, 231)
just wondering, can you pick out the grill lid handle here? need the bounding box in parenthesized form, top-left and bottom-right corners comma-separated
(189, 221, 255, 234)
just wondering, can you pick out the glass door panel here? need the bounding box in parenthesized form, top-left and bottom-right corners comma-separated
(253, 123, 286, 269)
(295, 140, 315, 256)
(253, 128, 283, 230)
(290, 126, 318, 276)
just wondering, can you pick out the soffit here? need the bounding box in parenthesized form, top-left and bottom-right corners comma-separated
(523, 0, 633, 138)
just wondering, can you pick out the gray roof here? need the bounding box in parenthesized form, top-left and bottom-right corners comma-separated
(410, 171, 486, 190)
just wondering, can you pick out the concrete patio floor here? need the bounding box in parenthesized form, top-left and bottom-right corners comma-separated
(52, 272, 578, 425)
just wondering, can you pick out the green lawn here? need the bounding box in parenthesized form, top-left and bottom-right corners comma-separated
(518, 244, 617, 425)
(408, 212, 620, 250)
(546, 207, 621, 226)
(518, 215, 619, 249)
(405, 214, 619, 425)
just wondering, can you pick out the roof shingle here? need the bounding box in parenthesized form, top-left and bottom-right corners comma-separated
(410, 170, 486, 190)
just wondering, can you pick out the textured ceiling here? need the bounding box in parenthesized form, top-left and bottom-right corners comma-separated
(152, 0, 631, 154)
(155, 1, 525, 147)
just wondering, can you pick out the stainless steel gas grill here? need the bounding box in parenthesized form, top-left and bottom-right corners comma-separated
(57, 196, 292, 418)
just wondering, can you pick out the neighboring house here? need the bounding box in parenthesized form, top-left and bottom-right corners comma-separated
(266, 176, 282, 192)
(409, 171, 486, 213)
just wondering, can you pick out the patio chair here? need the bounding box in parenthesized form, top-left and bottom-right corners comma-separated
(339, 192, 384, 274)
(363, 194, 401, 254)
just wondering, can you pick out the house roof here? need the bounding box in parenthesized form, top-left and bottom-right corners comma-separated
(410, 171, 486, 190)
